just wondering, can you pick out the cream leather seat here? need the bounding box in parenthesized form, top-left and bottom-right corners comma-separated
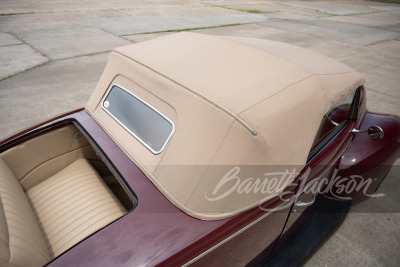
(0, 157, 126, 267)
(0, 158, 50, 267)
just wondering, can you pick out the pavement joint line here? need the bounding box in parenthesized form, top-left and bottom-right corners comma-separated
(78, 24, 134, 44)
(0, 43, 24, 48)
(0, 50, 110, 83)
(325, 10, 383, 17)
(200, 1, 276, 14)
(277, 2, 335, 16)
(0, 8, 111, 16)
(281, 2, 386, 17)
(0, 19, 254, 81)
(113, 7, 135, 11)
(254, 20, 399, 47)
(5, 32, 27, 45)
(121, 22, 252, 35)
(0, 60, 50, 82)
(0, 32, 26, 47)
(0, 12, 35, 16)
(12, 35, 49, 60)
(119, 35, 138, 43)
(109, 8, 129, 15)
(53, 50, 111, 61)
(362, 86, 399, 98)
(372, 0, 400, 3)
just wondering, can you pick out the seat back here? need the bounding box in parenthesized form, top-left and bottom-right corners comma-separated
(0, 158, 51, 267)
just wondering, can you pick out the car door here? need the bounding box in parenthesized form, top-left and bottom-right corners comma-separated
(331, 87, 400, 202)
(190, 88, 362, 266)
(279, 87, 361, 239)
(189, 197, 293, 267)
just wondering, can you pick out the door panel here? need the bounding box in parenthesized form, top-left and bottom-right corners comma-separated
(190, 205, 291, 267)
(281, 122, 355, 238)
(279, 87, 361, 239)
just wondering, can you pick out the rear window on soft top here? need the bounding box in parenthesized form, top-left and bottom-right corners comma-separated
(102, 85, 174, 154)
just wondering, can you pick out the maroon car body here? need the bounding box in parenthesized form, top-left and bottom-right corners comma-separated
(1, 90, 398, 267)
(0, 34, 399, 267)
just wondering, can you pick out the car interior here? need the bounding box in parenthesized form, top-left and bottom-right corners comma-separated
(0, 122, 133, 267)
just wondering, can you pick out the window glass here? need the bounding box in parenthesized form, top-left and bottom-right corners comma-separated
(327, 90, 356, 125)
(102, 85, 174, 154)
(310, 89, 357, 152)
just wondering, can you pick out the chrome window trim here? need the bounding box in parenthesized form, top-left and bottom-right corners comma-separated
(324, 114, 339, 126)
(181, 199, 293, 267)
(356, 104, 366, 128)
(101, 83, 175, 155)
(308, 87, 360, 163)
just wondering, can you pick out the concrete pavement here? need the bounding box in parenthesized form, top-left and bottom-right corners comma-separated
(1, 0, 399, 266)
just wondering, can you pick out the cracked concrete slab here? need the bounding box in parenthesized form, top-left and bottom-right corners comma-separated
(86, 13, 269, 35)
(260, 19, 400, 45)
(264, 11, 316, 21)
(215, 2, 329, 18)
(0, 44, 48, 80)
(0, 32, 23, 46)
(0, 53, 108, 137)
(307, 212, 400, 266)
(12, 21, 131, 59)
(123, 32, 173, 43)
(324, 12, 400, 28)
(0, 10, 124, 26)
(0, 0, 110, 14)
(117, 4, 243, 16)
(370, 5, 400, 16)
(342, 40, 400, 116)
(282, 2, 365, 15)
(283, 0, 381, 14)
(97, 0, 186, 11)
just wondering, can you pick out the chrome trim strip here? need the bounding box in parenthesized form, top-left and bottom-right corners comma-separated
(101, 83, 175, 155)
(307, 121, 349, 163)
(356, 105, 366, 128)
(181, 199, 293, 267)
(324, 114, 339, 127)
(299, 137, 352, 194)
(294, 194, 316, 207)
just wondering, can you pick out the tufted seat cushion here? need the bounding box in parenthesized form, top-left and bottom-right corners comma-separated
(0, 158, 51, 267)
(0, 157, 126, 266)
(26, 158, 126, 258)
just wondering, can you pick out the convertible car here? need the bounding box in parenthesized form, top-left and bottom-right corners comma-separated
(0, 32, 399, 267)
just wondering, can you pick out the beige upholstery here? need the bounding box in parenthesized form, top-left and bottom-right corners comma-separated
(86, 32, 364, 220)
(26, 158, 126, 258)
(1, 124, 97, 191)
(0, 154, 126, 266)
(0, 158, 51, 267)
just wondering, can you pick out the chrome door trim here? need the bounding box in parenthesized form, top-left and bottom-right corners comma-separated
(181, 198, 293, 267)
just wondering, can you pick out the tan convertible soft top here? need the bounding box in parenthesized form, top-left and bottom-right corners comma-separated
(86, 32, 364, 220)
